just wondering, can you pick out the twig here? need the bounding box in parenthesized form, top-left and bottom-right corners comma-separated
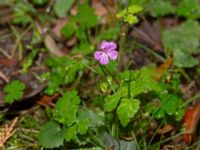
(0, 48, 12, 59)
(0, 71, 9, 83)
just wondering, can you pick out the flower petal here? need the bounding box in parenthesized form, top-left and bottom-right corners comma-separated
(107, 42, 117, 51)
(99, 53, 109, 65)
(108, 50, 118, 60)
(100, 41, 110, 50)
(94, 51, 103, 61)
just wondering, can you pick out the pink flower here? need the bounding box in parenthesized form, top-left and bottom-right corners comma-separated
(94, 41, 118, 65)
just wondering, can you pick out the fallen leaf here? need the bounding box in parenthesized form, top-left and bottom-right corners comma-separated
(158, 124, 174, 134)
(182, 102, 200, 144)
(153, 58, 173, 81)
(92, 1, 108, 16)
(52, 19, 67, 38)
(37, 93, 60, 107)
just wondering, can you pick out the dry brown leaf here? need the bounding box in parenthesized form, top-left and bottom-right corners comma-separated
(153, 58, 173, 81)
(52, 19, 67, 38)
(182, 102, 200, 144)
(92, 1, 108, 16)
(37, 93, 59, 107)
(35, 22, 64, 57)
(158, 124, 174, 134)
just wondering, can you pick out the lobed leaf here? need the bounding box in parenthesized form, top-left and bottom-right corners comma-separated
(3, 80, 25, 104)
(39, 121, 66, 148)
(104, 93, 121, 112)
(55, 91, 80, 125)
(117, 98, 140, 127)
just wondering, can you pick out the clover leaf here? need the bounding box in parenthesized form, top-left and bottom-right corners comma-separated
(3, 80, 26, 104)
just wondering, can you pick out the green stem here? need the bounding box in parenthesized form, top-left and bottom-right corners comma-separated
(181, 92, 200, 108)
(134, 42, 166, 62)
(118, 24, 129, 69)
(99, 64, 107, 76)
(131, 131, 140, 150)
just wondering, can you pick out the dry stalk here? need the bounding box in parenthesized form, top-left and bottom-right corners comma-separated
(0, 117, 19, 147)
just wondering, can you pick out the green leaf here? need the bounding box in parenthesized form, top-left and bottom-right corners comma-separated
(161, 94, 181, 115)
(163, 20, 200, 67)
(78, 109, 104, 127)
(77, 119, 89, 135)
(117, 98, 140, 127)
(104, 93, 121, 112)
(177, 0, 200, 19)
(147, 93, 184, 120)
(99, 26, 120, 40)
(3, 80, 25, 104)
(39, 121, 66, 148)
(61, 21, 76, 38)
(21, 48, 39, 73)
(124, 14, 138, 24)
(32, 0, 47, 6)
(130, 76, 160, 97)
(116, 5, 143, 25)
(175, 108, 185, 121)
(45, 57, 84, 94)
(54, 0, 75, 18)
(148, 0, 175, 17)
(65, 124, 77, 141)
(55, 91, 80, 125)
(72, 2, 99, 28)
(12, 1, 36, 25)
(72, 42, 94, 55)
(129, 68, 160, 97)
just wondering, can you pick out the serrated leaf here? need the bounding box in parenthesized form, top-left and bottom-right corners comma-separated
(65, 124, 77, 141)
(130, 70, 160, 97)
(3, 80, 25, 104)
(55, 91, 80, 125)
(77, 119, 89, 135)
(117, 98, 140, 127)
(39, 121, 66, 148)
(163, 20, 200, 67)
(130, 77, 159, 97)
(104, 93, 121, 112)
(54, 0, 74, 18)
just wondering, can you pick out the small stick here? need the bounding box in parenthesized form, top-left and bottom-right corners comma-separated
(0, 71, 9, 83)
(0, 48, 12, 59)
